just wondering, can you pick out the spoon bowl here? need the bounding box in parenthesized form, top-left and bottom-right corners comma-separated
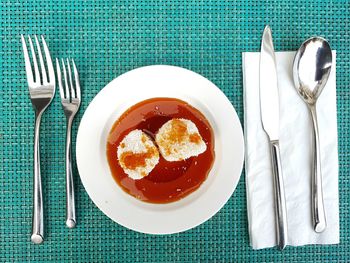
(293, 37, 332, 105)
(293, 37, 332, 233)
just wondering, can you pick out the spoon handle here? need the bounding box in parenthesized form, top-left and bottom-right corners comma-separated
(310, 105, 327, 233)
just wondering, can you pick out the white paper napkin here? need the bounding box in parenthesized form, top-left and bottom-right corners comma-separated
(243, 51, 339, 249)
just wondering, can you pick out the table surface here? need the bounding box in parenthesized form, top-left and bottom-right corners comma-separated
(1, 0, 349, 262)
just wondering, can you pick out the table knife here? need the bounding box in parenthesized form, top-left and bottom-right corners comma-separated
(259, 25, 288, 250)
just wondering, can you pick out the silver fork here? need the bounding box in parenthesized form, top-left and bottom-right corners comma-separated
(56, 58, 81, 229)
(21, 35, 55, 244)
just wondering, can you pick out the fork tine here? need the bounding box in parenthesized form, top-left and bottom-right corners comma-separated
(41, 35, 55, 85)
(28, 35, 41, 84)
(21, 35, 34, 86)
(56, 58, 65, 99)
(72, 59, 80, 100)
(67, 59, 75, 99)
(62, 59, 70, 100)
(35, 35, 47, 85)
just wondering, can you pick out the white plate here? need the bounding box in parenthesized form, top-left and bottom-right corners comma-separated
(76, 65, 244, 234)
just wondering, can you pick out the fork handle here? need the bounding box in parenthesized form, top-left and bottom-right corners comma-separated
(65, 117, 76, 228)
(31, 112, 44, 244)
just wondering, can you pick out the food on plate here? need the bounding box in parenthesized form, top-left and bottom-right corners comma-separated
(107, 97, 215, 204)
(117, 129, 159, 180)
(155, 118, 207, 161)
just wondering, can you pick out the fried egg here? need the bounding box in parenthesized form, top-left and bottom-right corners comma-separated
(117, 129, 159, 180)
(155, 118, 207, 161)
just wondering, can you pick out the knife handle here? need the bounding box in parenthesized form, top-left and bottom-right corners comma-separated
(270, 140, 288, 250)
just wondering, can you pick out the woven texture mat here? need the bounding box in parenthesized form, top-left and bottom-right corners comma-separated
(1, 1, 349, 262)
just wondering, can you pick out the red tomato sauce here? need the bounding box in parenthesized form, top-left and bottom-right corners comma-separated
(106, 98, 215, 204)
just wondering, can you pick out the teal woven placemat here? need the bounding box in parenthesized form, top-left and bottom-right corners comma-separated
(1, 0, 349, 262)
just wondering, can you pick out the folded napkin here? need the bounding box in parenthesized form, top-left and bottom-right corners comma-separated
(243, 51, 339, 249)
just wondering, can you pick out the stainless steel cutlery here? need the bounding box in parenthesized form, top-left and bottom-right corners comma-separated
(21, 35, 56, 244)
(20, 30, 332, 247)
(21, 35, 80, 243)
(258, 26, 333, 249)
(259, 26, 288, 250)
(56, 58, 81, 229)
(293, 37, 332, 233)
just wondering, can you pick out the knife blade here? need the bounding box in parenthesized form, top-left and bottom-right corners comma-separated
(259, 25, 288, 250)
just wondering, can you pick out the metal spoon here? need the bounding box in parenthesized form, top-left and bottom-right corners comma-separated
(293, 37, 332, 233)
